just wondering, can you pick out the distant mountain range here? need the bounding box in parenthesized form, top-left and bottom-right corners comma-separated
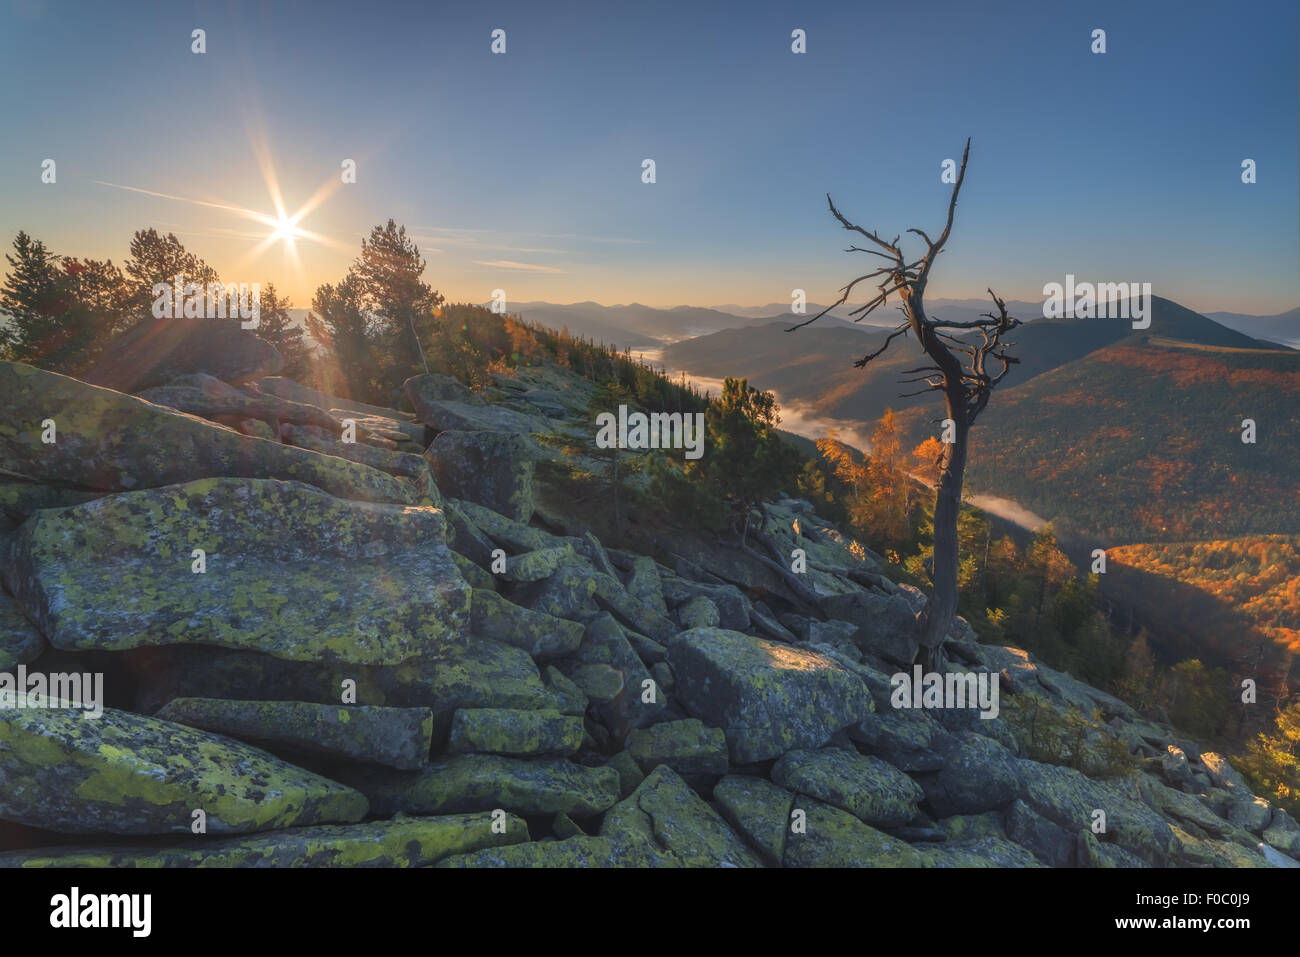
(1205, 307, 1300, 348)
(661, 296, 1300, 545)
(288, 298, 1300, 356)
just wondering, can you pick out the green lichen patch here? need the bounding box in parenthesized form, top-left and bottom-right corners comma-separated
(625, 719, 729, 776)
(0, 697, 367, 836)
(448, 708, 584, 757)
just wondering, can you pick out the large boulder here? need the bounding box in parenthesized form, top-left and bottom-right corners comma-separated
(153, 698, 435, 770)
(666, 628, 875, 764)
(3, 477, 470, 665)
(0, 698, 367, 835)
(84, 317, 282, 393)
(0, 362, 415, 505)
(425, 430, 535, 522)
(0, 814, 527, 868)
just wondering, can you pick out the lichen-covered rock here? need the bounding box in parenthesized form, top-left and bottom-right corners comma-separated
(676, 595, 720, 629)
(256, 377, 423, 445)
(917, 836, 1043, 868)
(282, 423, 441, 504)
(450, 498, 557, 552)
(425, 430, 537, 522)
(84, 317, 282, 393)
(1006, 798, 1077, 867)
(0, 589, 44, 671)
(772, 747, 922, 828)
(625, 556, 669, 615)
(430, 639, 557, 712)
(542, 666, 588, 716)
(471, 589, 583, 660)
(849, 709, 946, 772)
(919, 731, 1022, 816)
(437, 835, 627, 867)
(714, 774, 796, 865)
(339, 755, 620, 818)
(604, 750, 645, 798)
(0, 697, 367, 835)
(592, 572, 677, 642)
(570, 663, 624, 704)
(1016, 759, 1175, 866)
(599, 765, 761, 867)
(625, 719, 728, 776)
(3, 478, 469, 665)
(662, 574, 751, 631)
(0, 362, 414, 504)
(498, 546, 575, 583)
(1167, 824, 1271, 868)
(0, 813, 526, 868)
(154, 698, 434, 770)
(138, 373, 341, 433)
(817, 590, 920, 665)
(517, 559, 601, 619)
(573, 613, 666, 730)
(783, 797, 924, 867)
(448, 708, 584, 756)
(1227, 795, 1274, 834)
(666, 628, 874, 764)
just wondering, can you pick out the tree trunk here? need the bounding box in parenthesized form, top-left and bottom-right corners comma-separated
(917, 387, 967, 669)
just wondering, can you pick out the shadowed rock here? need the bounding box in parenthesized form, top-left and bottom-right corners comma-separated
(154, 698, 435, 770)
(84, 317, 283, 393)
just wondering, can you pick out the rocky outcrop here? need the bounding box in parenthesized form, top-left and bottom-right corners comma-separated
(0, 362, 416, 504)
(0, 355, 1290, 870)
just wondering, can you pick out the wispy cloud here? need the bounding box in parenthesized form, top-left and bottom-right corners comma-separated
(473, 259, 567, 274)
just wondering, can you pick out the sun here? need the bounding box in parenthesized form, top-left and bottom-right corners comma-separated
(270, 216, 303, 244)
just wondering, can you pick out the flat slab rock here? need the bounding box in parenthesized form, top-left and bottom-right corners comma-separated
(337, 754, 621, 818)
(0, 361, 415, 505)
(3, 477, 470, 665)
(154, 698, 435, 770)
(0, 697, 367, 836)
(0, 814, 528, 867)
(666, 627, 875, 764)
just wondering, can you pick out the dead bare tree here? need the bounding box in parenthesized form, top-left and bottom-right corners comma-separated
(790, 139, 1021, 669)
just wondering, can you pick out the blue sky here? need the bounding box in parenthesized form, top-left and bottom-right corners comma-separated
(1, 0, 1296, 312)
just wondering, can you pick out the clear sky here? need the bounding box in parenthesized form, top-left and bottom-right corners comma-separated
(2, 0, 1296, 313)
